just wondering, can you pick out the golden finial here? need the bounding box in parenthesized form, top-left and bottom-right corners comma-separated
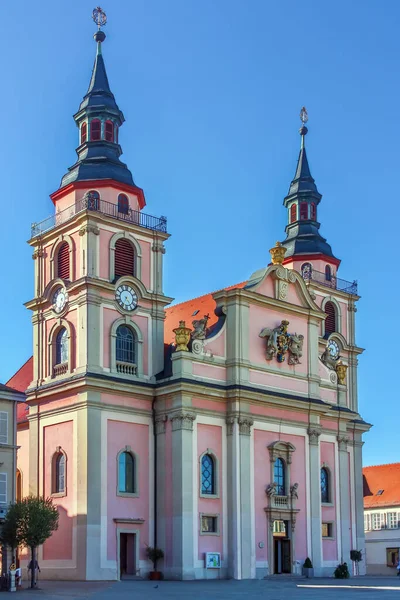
(335, 361, 348, 385)
(173, 320, 192, 352)
(269, 241, 287, 265)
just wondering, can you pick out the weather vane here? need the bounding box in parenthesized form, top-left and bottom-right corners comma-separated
(300, 106, 308, 125)
(92, 6, 107, 30)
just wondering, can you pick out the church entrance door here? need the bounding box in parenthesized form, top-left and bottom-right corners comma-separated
(273, 538, 291, 574)
(119, 533, 136, 578)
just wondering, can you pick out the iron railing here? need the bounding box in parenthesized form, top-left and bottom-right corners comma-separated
(31, 195, 167, 238)
(302, 269, 358, 295)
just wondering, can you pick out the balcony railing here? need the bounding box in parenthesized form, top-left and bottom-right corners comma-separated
(31, 195, 167, 238)
(301, 269, 358, 295)
(116, 361, 137, 376)
(271, 495, 289, 509)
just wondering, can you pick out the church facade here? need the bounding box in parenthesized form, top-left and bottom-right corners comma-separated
(7, 18, 371, 581)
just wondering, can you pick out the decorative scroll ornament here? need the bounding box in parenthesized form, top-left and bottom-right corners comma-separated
(269, 241, 287, 265)
(300, 106, 308, 125)
(335, 361, 348, 385)
(259, 320, 304, 364)
(93, 6, 107, 29)
(173, 320, 191, 352)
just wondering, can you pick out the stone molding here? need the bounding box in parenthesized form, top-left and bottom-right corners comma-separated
(170, 411, 196, 431)
(152, 241, 166, 254)
(307, 426, 322, 446)
(225, 416, 254, 436)
(79, 224, 100, 236)
(337, 435, 350, 452)
(32, 248, 44, 260)
(155, 415, 168, 435)
(226, 416, 236, 436)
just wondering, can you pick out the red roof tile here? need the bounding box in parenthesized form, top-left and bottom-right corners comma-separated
(363, 463, 400, 508)
(6, 357, 33, 424)
(164, 282, 246, 345)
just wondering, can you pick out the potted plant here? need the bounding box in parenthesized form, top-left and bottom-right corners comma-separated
(350, 550, 362, 576)
(302, 557, 314, 578)
(334, 562, 350, 579)
(146, 545, 164, 580)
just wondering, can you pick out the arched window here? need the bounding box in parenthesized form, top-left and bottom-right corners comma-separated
(321, 467, 329, 503)
(324, 301, 337, 335)
(118, 451, 135, 493)
(290, 204, 297, 223)
(57, 242, 70, 280)
(55, 328, 68, 365)
(54, 453, 65, 494)
(16, 469, 22, 502)
(115, 238, 135, 278)
(105, 120, 114, 142)
(325, 265, 332, 281)
(116, 325, 136, 364)
(274, 457, 285, 496)
(90, 119, 101, 141)
(86, 190, 100, 211)
(115, 126, 119, 144)
(301, 262, 312, 280)
(118, 194, 129, 215)
(80, 122, 87, 144)
(300, 202, 308, 220)
(201, 454, 215, 495)
(310, 203, 316, 220)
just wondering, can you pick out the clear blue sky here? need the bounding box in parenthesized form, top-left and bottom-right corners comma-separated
(0, 0, 396, 466)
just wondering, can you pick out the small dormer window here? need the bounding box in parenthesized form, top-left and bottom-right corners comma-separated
(300, 203, 308, 220)
(90, 119, 101, 141)
(325, 265, 332, 281)
(81, 122, 87, 144)
(105, 120, 114, 142)
(290, 204, 297, 223)
(310, 203, 316, 220)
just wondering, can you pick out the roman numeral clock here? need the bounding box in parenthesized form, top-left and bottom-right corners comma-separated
(115, 284, 138, 312)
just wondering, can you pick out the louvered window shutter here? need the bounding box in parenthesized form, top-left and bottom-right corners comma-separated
(58, 242, 70, 279)
(115, 240, 135, 278)
(0, 474, 6, 503)
(0, 413, 7, 444)
(325, 302, 336, 335)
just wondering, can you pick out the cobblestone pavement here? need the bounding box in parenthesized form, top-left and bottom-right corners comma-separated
(13, 576, 400, 599)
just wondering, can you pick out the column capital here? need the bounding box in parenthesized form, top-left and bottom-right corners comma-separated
(226, 416, 236, 436)
(337, 435, 350, 452)
(238, 417, 254, 436)
(170, 411, 196, 431)
(155, 414, 168, 435)
(307, 426, 322, 445)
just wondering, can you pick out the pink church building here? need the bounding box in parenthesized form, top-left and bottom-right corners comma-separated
(6, 16, 371, 581)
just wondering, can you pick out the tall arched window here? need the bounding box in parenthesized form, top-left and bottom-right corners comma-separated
(118, 451, 135, 493)
(57, 242, 70, 280)
(325, 265, 332, 281)
(54, 452, 65, 494)
(80, 122, 87, 144)
(55, 328, 68, 365)
(115, 239, 135, 278)
(274, 457, 285, 495)
(324, 301, 337, 335)
(118, 194, 129, 215)
(300, 202, 308, 220)
(310, 203, 316, 220)
(86, 190, 100, 211)
(301, 262, 312, 280)
(90, 119, 101, 141)
(290, 204, 297, 223)
(321, 467, 329, 503)
(116, 325, 136, 364)
(105, 120, 114, 142)
(201, 454, 215, 495)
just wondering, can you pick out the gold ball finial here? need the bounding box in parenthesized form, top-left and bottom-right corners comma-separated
(269, 241, 287, 265)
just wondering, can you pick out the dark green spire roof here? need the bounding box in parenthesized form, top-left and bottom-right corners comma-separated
(281, 119, 338, 261)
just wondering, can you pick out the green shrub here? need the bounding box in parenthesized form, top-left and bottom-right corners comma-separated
(334, 562, 350, 579)
(303, 557, 313, 568)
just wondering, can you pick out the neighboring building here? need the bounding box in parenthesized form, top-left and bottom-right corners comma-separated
(0, 384, 25, 571)
(363, 464, 400, 575)
(5, 15, 371, 581)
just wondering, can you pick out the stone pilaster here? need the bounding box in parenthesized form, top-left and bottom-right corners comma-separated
(226, 415, 254, 579)
(307, 425, 322, 574)
(352, 437, 366, 574)
(307, 319, 321, 398)
(151, 239, 165, 295)
(155, 415, 168, 564)
(170, 411, 196, 579)
(337, 434, 351, 564)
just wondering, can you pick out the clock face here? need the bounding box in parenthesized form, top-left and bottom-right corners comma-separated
(53, 287, 68, 314)
(328, 340, 340, 360)
(115, 285, 138, 311)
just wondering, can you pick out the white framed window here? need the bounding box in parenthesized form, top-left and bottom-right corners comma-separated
(0, 413, 8, 444)
(0, 473, 7, 504)
(387, 512, 398, 529)
(364, 514, 370, 532)
(372, 513, 382, 530)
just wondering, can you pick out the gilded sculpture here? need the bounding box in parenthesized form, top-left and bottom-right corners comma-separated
(269, 241, 287, 265)
(173, 320, 191, 352)
(259, 320, 304, 364)
(335, 361, 348, 385)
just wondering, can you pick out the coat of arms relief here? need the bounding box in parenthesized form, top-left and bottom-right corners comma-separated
(259, 320, 304, 365)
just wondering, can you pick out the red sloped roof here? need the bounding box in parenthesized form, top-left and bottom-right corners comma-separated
(164, 282, 246, 345)
(363, 463, 400, 508)
(6, 357, 33, 424)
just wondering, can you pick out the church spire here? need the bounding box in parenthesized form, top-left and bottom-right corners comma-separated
(281, 108, 337, 262)
(59, 7, 136, 190)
